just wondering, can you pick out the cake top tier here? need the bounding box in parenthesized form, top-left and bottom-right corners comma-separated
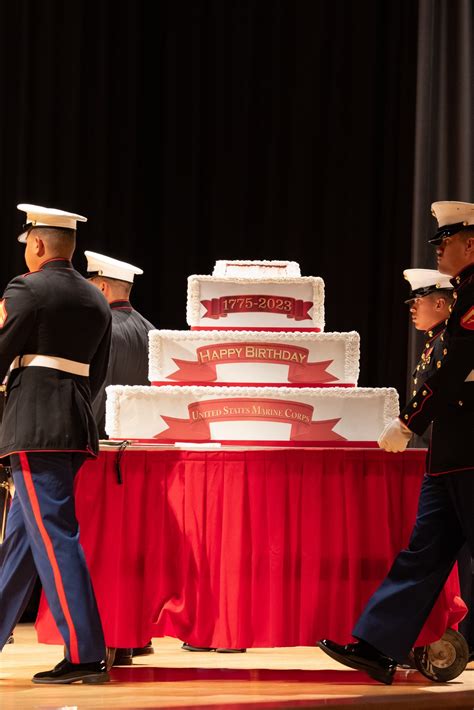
(213, 260, 301, 278)
(187, 260, 324, 330)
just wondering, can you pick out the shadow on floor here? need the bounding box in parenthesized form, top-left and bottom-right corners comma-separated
(110, 665, 435, 685)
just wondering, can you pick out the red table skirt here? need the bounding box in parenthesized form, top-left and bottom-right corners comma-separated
(36, 448, 465, 649)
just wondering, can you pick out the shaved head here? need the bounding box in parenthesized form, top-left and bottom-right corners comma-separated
(89, 275, 132, 303)
(29, 227, 76, 258)
(24, 227, 76, 271)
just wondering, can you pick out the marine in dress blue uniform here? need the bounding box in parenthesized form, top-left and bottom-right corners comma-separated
(84, 251, 155, 439)
(318, 201, 474, 684)
(85, 251, 155, 664)
(403, 268, 454, 448)
(403, 268, 474, 655)
(0, 204, 112, 684)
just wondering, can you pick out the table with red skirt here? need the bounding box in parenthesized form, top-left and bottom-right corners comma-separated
(36, 446, 465, 649)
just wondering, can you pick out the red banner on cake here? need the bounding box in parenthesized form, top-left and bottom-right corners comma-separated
(153, 397, 346, 442)
(168, 342, 337, 383)
(201, 295, 313, 321)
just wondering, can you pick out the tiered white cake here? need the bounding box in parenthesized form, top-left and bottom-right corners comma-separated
(105, 260, 399, 444)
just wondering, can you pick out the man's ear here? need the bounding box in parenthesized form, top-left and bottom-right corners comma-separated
(465, 236, 474, 256)
(35, 236, 46, 257)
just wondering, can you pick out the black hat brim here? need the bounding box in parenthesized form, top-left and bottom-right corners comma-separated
(429, 222, 472, 245)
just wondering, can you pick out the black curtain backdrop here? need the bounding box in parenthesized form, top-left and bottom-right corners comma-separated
(0, 0, 419, 395)
(408, 0, 474, 395)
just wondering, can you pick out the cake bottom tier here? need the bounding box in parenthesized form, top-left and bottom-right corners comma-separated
(105, 385, 399, 444)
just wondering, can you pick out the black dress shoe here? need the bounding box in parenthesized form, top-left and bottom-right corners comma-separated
(182, 642, 216, 652)
(216, 648, 247, 653)
(317, 639, 397, 685)
(112, 647, 133, 665)
(6, 634, 14, 644)
(32, 658, 109, 684)
(132, 640, 154, 656)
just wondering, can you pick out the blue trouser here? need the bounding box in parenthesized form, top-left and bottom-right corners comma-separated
(353, 471, 474, 663)
(0, 452, 105, 663)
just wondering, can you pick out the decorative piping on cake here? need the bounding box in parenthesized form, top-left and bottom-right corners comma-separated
(105, 386, 121, 438)
(383, 388, 400, 423)
(188, 275, 325, 285)
(312, 279, 325, 332)
(151, 329, 359, 342)
(148, 332, 163, 381)
(109, 384, 399, 400)
(212, 260, 301, 277)
(148, 334, 157, 381)
(344, 332, 360, 383)
(186, 275, 202, 326)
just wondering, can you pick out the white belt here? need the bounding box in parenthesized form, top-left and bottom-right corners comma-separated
(11, 354, 89, 377)
(465, 370, 474, 382)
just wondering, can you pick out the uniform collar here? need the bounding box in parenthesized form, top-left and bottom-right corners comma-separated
(424, 318, 445, 341)
(110, 299, 132, 311)
(39, 257, 74, 270)
(450, 263, 474, 289)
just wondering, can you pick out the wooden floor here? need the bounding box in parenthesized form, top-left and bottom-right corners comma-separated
(1, 625, 474, 709)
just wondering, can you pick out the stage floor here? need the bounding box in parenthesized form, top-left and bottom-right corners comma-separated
(1, 625, 474, 709)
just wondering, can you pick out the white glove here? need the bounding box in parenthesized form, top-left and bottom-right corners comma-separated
(378, 417, 413, 453)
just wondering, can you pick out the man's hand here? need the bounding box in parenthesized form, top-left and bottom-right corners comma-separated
(378, 417, 413, 452)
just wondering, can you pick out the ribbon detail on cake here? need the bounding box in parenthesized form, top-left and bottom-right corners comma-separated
(154, 397, 346, 442)
(201, 295, 313, 321)
(168, 342, 337, 383)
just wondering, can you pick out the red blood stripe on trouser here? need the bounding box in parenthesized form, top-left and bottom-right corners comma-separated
(19, 452, 80, 663)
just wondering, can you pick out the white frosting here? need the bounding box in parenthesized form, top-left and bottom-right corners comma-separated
(212, 260, 301, 277)
(106, 384, 399, 441)
(105, 386, 122, 440)
(148, 329, 360, 384)
(109, 383, 398, 402)
(186, 275, 325, 329)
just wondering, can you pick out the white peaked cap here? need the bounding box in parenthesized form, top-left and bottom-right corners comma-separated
(430, 201, 474, 244)
(85, 250, 143, 283)
(17, 203, 87, 243)
(403, 268, 453, 301)
(431, 201, 474, 227)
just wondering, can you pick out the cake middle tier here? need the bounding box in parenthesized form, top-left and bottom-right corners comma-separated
(105, 385, 399, 444)
(149, 330, 360, 385)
